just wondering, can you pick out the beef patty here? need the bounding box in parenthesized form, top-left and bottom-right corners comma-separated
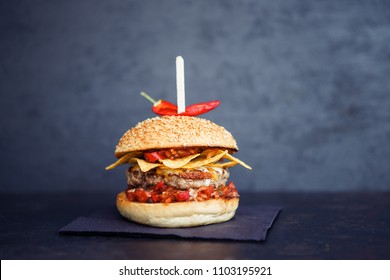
(127, 165, 230, 190)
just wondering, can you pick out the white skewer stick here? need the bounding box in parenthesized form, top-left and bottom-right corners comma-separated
(176, 56, 186, 114)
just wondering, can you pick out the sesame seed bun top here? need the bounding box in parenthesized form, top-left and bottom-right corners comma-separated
(114, 116, 238, 158)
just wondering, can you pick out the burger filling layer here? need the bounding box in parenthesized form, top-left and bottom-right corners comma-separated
(127, 165, 229, 190)
(126, 165, 237, 203)
(106, 148, 251, 204)
(125, 181, 239, 203)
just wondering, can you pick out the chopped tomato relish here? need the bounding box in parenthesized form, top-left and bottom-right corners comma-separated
(125, 181, 238, 203)
(143, 147, 203, 163)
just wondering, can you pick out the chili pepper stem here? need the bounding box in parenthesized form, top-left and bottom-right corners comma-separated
(140, 92, 157, 104)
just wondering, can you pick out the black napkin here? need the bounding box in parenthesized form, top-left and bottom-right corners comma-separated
(59, 205, 281, 241)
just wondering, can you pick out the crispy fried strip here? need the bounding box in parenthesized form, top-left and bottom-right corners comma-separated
(207, 161, 238, 168)
(223, 153, 252, 170)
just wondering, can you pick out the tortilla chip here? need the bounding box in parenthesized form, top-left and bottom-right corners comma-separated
(135, 158, 162, 172)
(105, 149, 251, 172)
(207, 161, 238, 168)
(183, 150, 228, 169)
(201, 148, 221, 159)
(223, 153, 252, 170)
(105, 151, 143, 170)
(160, 153, 201, 169)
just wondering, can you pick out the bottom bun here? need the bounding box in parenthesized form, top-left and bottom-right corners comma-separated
(116, 191, 239, 228)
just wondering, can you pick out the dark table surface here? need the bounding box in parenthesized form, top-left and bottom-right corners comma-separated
(1, 191, 389, 260)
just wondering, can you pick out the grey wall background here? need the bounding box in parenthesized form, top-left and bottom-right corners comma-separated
(1, 0, 389, 193)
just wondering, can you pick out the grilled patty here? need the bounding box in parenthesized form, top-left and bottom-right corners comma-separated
(127, 165, 230, 190)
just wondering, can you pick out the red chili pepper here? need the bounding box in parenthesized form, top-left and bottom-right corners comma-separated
(140, 92, 220, 116)
(141, 92, 178, 115)
(179, 100, 220, 116)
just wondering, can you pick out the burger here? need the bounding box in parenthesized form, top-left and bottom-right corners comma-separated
(106, 115, 251, 227)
